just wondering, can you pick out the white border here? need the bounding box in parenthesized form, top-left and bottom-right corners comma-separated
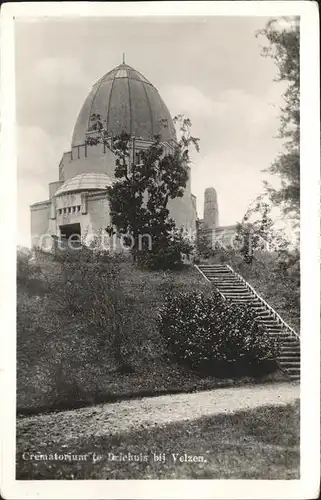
(1, 2, 320, 499)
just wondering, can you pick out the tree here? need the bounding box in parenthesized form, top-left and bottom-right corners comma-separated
(257, 17, 300, 224)
(87, 114, 199, 268)
(235, 198, 288, 264)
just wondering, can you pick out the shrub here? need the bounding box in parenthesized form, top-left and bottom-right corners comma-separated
(158, 290, 280, 378)
(137, 230, 194, 270)
(17, 249, 46, 293)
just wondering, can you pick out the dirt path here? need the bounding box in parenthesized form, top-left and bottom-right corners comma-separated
(17, 382, 299, 441)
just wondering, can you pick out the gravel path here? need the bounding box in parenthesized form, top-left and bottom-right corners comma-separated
(17, 382, 299, 442)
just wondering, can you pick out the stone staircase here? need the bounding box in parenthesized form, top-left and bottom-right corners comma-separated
(196, 263, 300, 380)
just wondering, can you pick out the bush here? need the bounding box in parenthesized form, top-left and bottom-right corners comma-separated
(17, 249, 45, 293)
(137, 230, 194, 270)
(158, 290, 280, 378)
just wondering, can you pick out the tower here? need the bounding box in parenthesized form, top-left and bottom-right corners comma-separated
(203, 187, 219, 230)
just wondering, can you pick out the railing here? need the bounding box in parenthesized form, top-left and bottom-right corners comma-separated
(225, 264, 300, 341)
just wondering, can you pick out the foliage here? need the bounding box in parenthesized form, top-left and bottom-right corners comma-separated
(138, 227, 195, 270)
(54, 246, 134, 374)
(17, 249, 46, 293)
(235, 199, 289, 264)
(196, 228, 214, 260)
(87, 113, 199, 269)
(257, 17, 300, 222)
(158, 289, 280, 378)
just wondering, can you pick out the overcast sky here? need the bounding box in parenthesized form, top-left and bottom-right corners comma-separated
(15, 16, 286, 247)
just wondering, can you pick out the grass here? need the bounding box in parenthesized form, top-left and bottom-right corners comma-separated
(16, 400, 300, 479)
(17, 251, 287, 415)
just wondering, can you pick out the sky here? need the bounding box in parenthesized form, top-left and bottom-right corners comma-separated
(15, 16, 287, 247)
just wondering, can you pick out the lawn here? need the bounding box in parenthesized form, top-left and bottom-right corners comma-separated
(16, 400, 300, 479)
(17, 252, 287, 415)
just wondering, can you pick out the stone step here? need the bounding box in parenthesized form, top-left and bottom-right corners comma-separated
(232, 299, 257, 304)
(223, 293, 251, 297)
(212, 283, 242, 287)
(278, 355, 300, 362)
(214, 282, 248, 290)
(224, 293, 253, 298)
(261, 320, 282, 326)
(202, 275, 233, 278)
(257, 313, 275, 320)
(280, 367, 300, 374)
(269, 334, 292, 338)
(257, 317, 278, 323)
(279, 343, 300, 349)
(199, 265, 227, 269)
(270, 333, 296, 340)
(210, 282, 241, 286)
(226, 297, 254, 302)
(281, 344, 300, 350)
(222, 289, 251, 294)
(215, 285, 247, 289)
(269, 332, 296, 338)
(207, 275, 236, 279)
(201, 269, 231, 272)
(280, 363, 300, 371)
(200, 270, 230, 274)
(281, 346, 301, 352)
(213, 283, 244, 287)
(201, 270, 231, 274)
(216, 283, 247, 287)
(280, 363, 301, 376)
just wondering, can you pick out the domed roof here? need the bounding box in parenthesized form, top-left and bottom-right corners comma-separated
(55, 173, 112, 196)
(71, 62, 176, 147)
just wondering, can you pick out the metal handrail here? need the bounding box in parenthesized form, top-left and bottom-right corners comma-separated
(225, 264, 300, 340)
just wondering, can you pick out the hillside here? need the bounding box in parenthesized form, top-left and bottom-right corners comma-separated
(17, 253, 208, 413)
(17, 251, 288, 415)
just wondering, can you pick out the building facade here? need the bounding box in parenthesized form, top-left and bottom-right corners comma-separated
(30, 61, 235, 251)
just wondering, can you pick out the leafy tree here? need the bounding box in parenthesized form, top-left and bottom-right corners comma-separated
(256, 17, 300, 223)
(87, 114, 199, 268)
(235, 199, 287, 264)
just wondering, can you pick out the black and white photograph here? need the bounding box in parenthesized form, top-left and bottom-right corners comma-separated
(0, 1, 319, 499)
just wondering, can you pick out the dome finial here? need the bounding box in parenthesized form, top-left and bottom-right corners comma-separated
(122, 52, 125, 64)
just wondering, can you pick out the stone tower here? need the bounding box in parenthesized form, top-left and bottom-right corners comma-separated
(203, 187, 219, 230)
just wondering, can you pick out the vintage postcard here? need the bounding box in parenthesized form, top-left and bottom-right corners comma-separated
(0, 1, 319, 499)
